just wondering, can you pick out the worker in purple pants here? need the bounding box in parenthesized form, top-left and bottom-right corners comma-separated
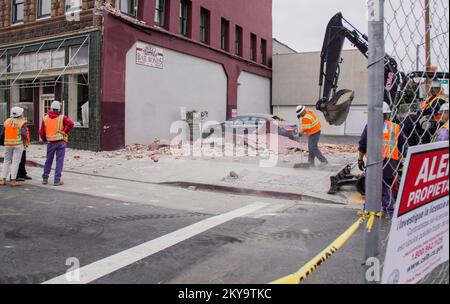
(43, 141, 67, 185)
(39, 101, 74, 186)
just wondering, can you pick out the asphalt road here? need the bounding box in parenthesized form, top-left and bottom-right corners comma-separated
(0, 183, 390, 284)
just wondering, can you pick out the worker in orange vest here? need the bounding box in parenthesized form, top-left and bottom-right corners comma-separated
(0, 107, 30, 187)
(420, 80, 448, 122)
(296, 105, 328, 167)
(39, 100, 74, 186)
(358, 102, 406, 216)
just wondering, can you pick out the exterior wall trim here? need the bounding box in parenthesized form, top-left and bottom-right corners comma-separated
(109, 12, 272, 72)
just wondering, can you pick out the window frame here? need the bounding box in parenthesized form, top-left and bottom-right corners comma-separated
(37, 0, 52, 19)
(19, 80, 34, 103)
(260, 38, 267, 65)
(221, 18, 230, 51)
(179, 0, 191, 37)
(12, 0, 25, 24)
(118, 0, 138, 18)
(235, 25, 243, 56)
(199, 7, 210, 44)
(250, 33, 257, 61)
(154, 0, 166, 27)
(65, 0, 83, 14)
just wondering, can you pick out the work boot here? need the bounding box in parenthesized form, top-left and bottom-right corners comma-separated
(54, 181, 64, 187)
(42, 178, 48, 185)
(10, 180, 21, 187)
(0, 179, 6, 186)
(318, 161, 329, 169)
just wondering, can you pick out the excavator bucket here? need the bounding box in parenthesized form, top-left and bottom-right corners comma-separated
(319, 89, 355, 126)
(317, 13, 361, 125)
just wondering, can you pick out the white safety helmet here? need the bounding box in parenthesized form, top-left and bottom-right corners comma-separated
(296, 105, 306, 116)
(383, 102, 392, 114)
(10, 106, 24, 118)
(431, 80, 441, 88)
(51, 100, 62, 112)
(440, 103, 449, 112)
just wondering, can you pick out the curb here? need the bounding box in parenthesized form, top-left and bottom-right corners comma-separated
(1, 157, 344, 205)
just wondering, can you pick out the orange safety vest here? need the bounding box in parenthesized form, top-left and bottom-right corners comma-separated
(300, 110, 322, 136)
(44, 115, 67, 142)
(421, 94, 448, 121)
(3, 119, 26, 146)
(382, 120, 400, 161)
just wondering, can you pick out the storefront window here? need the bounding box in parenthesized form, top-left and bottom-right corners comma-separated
(68, 74, 89, 127)
(0, 83, 6, 124)
(69, 45, 89, 66)
(8, 81, 35, 125)
(19, 80, 33, 102)
(12, 49, 65, 72)
(0, 57, 6, 72)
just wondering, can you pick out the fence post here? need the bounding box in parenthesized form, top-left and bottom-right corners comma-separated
(364, 0, 385, 283)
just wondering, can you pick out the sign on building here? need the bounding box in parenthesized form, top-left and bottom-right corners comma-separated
(382, 141, 449, 284)
(136, 42, 164, 69)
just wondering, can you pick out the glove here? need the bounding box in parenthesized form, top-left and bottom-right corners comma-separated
(358, 159, 366, 171)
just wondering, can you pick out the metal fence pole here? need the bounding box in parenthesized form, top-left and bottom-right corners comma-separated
(364, 0, 385, 283)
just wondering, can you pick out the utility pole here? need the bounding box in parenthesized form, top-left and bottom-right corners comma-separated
(364, 0, 384, 283)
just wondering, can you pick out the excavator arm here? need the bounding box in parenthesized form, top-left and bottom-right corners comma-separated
(316, 12, 399, 125)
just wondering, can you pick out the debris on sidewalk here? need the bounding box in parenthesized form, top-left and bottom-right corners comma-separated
(229, 171, 239, 179)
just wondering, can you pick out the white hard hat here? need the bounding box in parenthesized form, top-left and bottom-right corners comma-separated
(383, 102, 392, 114)
(431, 80, 441, 88)
(440, 103, 449, 112)
(51, 100, 62, 111)
(296, 105, 306, 115)
(10, 107, 24, 118)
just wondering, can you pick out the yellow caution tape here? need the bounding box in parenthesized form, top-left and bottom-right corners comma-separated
(364, 211, 383, 233)
(270, 211, 381, 284)
(270, 217, 366, 284)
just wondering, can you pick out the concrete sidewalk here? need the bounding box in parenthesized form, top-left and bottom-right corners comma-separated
(3, 144, 361, 206)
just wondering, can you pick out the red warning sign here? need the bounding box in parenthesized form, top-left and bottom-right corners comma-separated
(398, 147, 449, 216)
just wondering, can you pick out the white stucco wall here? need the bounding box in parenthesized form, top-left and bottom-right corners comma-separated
(272, 49, 368, 107)
(237, 71, 271, 115)
(125, 42, 227, 145)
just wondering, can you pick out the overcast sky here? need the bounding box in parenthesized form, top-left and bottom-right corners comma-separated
(273, 0, 449, 73)
(272, 0, 368, 53)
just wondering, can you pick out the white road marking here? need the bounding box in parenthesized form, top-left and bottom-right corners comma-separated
(42, 202, 269, 284)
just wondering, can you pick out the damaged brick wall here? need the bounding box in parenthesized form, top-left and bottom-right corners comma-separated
(0, 0, 101, 45)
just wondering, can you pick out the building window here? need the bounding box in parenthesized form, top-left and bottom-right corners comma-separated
(12, 0, 24, 24)
(65, 0, 83, 13)
(118, 0, 137, 17)
(250, 33, 257, 61)
(221, 18, 229, 51)
(0, 82, 7, 124)
(69, 45, 89, 66)
(180, 0, 191, 37)
(199, 8, 210, 44)
(235, 25, 243, 56)
(155, 0, 165, 27)
(19, 81, 34, 102)
(260, 39, 267, 65)
(37, 0, 51, 18)
(68, 74, 89, 127)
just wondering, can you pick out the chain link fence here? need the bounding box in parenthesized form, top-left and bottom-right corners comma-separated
(368, 0, 449, 284)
